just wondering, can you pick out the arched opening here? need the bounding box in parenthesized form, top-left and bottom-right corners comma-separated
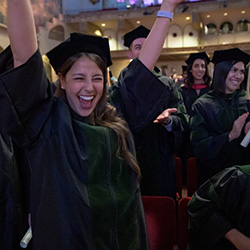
(204, 23, 217, 35)
(236, 19, 250, 32)
(220, 22, 233, 34)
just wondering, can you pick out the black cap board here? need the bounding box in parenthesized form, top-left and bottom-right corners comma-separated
(212, 48, 250, 65)
(46, 32, 112, 73)
(185, 52, 210, 65)
(123, 25, 150, 48)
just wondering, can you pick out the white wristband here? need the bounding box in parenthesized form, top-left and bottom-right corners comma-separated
(157, 10, 174, 21)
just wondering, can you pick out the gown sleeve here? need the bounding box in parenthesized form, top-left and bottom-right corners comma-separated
(188, 166, 250, 250)
(190, 96, 230, 161)
(157, 74, 189, 148)
(108, 58, 176, 133)
(0, 48, 54, 147)
(190, 95, 238, 183)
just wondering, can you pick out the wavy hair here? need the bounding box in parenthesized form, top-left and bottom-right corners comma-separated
(54, 52, 141, 179)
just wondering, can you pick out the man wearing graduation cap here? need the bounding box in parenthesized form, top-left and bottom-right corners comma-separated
(123, 25, 150, 60)
(109, 25, 188, 198)
(190, 47, 250, 186)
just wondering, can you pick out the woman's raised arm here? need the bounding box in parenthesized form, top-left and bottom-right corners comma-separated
(7, 0, 37, 67)
(139, 0, 183, 71)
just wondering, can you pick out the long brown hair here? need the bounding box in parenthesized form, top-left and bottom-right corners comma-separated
(184, 59, 211, 88)
(55, 52, 141, 179)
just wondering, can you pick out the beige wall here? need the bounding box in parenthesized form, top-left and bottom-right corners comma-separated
(109, 58, 131, 79)
(0, 24, 9, 50)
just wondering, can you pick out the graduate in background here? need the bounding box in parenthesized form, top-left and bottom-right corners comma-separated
(109, 24, 188, 198)
(177, 52, 211, 184)
(188, 164, 250, 250)
(190, 48, 250, 186)
(181, 51, 212, 116)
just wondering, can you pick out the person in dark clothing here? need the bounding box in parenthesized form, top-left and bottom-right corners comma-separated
(188, 164, 250, 250)
(177, 52, 211, 184)
(0, 46, 32, 250)
(177, 65, 188, 88)
(181, 51, 212, 116)
(190, 48, 250, 186)
(0, 134, 31, 250)
(0, 0, 183, 249)
(109, 25, 188, 198)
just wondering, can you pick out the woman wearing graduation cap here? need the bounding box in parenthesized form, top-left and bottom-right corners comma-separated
(0, 0, 183, 249)
(190, 48, 250, 186)
(177, 52, 211, 184)
(181, 51, 212, 116)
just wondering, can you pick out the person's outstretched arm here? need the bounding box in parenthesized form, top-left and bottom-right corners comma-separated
(7, 0, 37, 67)
(1, 0, 52, 146)
(109, 0, 184, 132)
(139, 0, 183, 71)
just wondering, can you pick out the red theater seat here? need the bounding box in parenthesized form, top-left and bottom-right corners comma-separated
(142, 196, 177, 250)
(177, 197, 191, 250)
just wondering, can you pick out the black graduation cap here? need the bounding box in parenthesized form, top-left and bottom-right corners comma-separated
(46, 33, 112, 73)
(185, 52, 210, 65)
(182, 65, 187, 72)
(123, 25, 150, 48)
(211, 48, 250, 65)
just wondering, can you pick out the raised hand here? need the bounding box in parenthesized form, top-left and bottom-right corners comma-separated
(7, 0, 37, 67)
(139, 0, 184, 70)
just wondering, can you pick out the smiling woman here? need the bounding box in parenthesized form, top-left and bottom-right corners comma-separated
(225, 61, 245, 94)
(177, 51, 211, 184)
(181, 51, 211, 116)
(0, 0, 184, 248)
(190, 47, 250, 186)
(55, 53, 105, 117)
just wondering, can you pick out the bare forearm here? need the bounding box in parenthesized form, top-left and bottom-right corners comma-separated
(139, 0, 183, 70)
(7, 0, 37, 67)
(225, 228, 250, 250)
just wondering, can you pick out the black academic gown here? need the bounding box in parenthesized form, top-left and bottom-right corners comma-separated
(109, 64, 188, 197)
(0, 47, 31, 250)
(190, 90, 250, 185)
(181, 86, 210, 117)
(0, 49, 149, 250)
(188, 165, 250, 250)
(177, 86, 210, 182)
(0, 134, 31, 250)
